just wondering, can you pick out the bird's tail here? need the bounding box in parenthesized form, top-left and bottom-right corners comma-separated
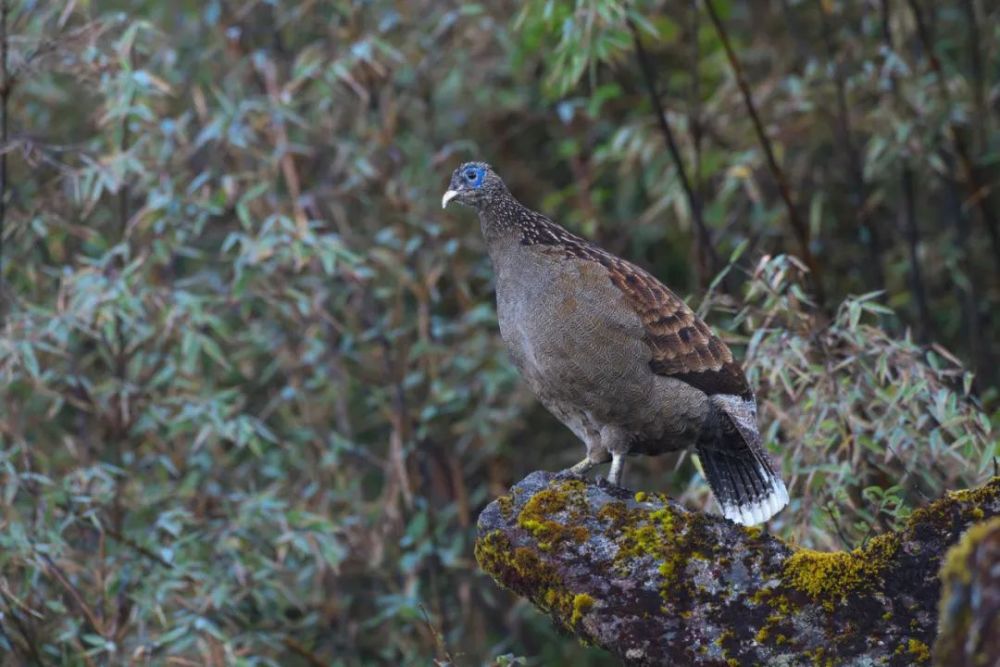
(696, 396, 788, 526)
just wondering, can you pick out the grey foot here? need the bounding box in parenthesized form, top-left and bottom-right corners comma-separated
(556, 457, 602, 480)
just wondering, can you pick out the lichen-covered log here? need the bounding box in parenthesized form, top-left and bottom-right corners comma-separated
(475, 471, 1000, 666)
(933, 515, 1000, 666)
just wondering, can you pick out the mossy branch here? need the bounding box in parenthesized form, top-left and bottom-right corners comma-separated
(475, 471, 1000, 666)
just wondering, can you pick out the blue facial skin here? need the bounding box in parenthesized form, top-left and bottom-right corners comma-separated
(462, 165, 484, 188)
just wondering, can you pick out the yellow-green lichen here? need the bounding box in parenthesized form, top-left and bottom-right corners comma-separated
(614, 507, 689, 593)
(516, 480, 589, 551)
(715, 629, 734, 646)
(596, 500, 630, 526)
(616, 507, 677, 561)
(497, 494, 514, 521)
(570, 593, 595, 626)
(782, 531, 898, 601)
(804, 647, 834, 667)
(475, 529, 597, 632)
(907, 478, 998, 531)
(595, 499, 723, 608)
(907, 638, 930, 663)
(947, 479, 999, 505)
(634, 491, 648, 502)
(475, 531, 563, 593)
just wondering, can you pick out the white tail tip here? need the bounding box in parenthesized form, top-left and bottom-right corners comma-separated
(722, 478, 789, 526)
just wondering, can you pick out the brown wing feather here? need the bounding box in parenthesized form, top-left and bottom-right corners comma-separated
(604, 257, 751, 399)
(527, 217, 751, 399)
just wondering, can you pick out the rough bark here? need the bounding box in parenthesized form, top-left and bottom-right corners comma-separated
(933, 515, 1000, 666)
(474, 471, 1000, 666)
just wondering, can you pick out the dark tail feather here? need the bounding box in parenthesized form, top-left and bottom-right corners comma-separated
(696, 437, 788, 526)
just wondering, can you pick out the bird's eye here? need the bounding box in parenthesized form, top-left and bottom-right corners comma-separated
(464, 169, 477, 181)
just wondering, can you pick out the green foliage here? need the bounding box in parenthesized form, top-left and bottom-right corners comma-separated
(0, 1, 997, 665)
(717, 256, 995, 548)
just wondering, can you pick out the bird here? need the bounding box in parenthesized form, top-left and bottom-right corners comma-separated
(442, 162, 788, 526)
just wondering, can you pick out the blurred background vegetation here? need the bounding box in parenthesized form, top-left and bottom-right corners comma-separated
(0, 0, 997, 664)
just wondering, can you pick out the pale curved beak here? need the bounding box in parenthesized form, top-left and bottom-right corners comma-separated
(441, 190, 459, 209)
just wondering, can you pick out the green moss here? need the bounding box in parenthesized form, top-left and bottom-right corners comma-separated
(782, 532, 898, 601)
(570, 593, 595, 626)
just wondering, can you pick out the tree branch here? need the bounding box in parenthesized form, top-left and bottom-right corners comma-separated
(475, 471, 999, 666)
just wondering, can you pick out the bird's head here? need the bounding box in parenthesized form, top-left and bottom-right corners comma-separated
(441, 161, 505, 211)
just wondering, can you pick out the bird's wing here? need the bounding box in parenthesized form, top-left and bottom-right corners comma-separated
(601, 254, 752, 399)
(527, 219, 751, 399)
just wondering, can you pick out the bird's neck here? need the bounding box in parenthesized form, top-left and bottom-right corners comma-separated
(478, 194, 574, 249)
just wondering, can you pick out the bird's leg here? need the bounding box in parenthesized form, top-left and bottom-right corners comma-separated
(607, 452, 626, 486)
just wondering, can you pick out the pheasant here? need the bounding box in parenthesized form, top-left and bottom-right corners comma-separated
(442, 162, 788, 525)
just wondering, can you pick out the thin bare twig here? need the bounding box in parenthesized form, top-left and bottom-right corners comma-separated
(0, 588, 46, 666)
(702, 0, 826, 306)
(104, 527, 176, 570)
(960, 0, 986, 146)
(878, 0, 933, 342)
(419, 602, 455, 666)
(39, 554, 105, 638)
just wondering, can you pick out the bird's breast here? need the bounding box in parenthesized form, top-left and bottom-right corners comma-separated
(493, 251, 650, 401)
